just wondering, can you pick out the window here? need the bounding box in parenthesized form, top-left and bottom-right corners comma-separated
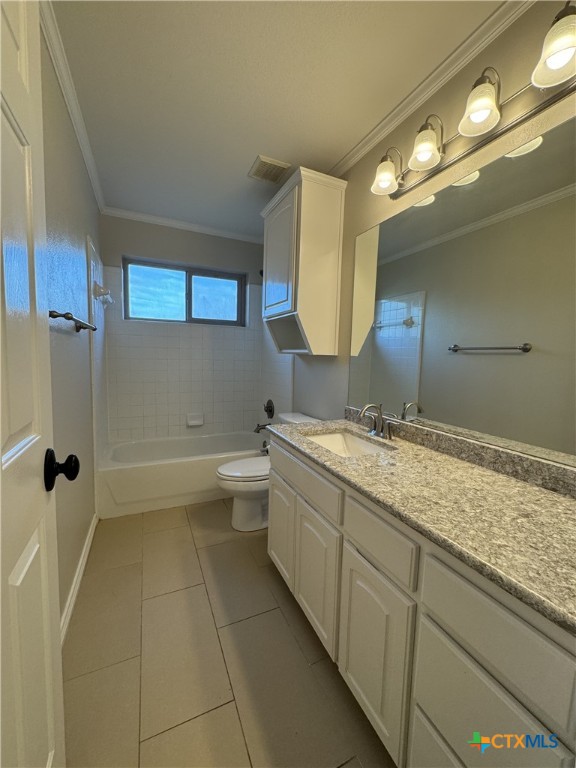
(123, 259, 246, 326)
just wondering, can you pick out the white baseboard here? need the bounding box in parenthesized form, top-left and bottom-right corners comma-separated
(60, 513, 98, 644)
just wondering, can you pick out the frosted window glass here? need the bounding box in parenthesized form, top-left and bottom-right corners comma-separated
(191, 275, 238, 321)
(128, 264, 186, 321)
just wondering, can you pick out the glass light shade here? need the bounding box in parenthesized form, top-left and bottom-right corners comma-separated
(413, 195, 435, 207)
(504, 136, 543, 158)
(451, 170, 480, 187)
(370, 157, 399, 195)
(458, 82, 500, 137)
(408, 128, 442, 171)
(532, 14, 576, 87)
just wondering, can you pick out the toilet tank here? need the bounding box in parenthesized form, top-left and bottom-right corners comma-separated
(278, 412, 319, 424)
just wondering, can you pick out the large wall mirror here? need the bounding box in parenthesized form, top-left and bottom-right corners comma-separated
(348, 113, 575, 464)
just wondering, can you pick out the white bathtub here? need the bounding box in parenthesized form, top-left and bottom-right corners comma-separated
(97, 432, 265, 519)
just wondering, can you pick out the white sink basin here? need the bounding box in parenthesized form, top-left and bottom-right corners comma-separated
(307, 431, 394, 458)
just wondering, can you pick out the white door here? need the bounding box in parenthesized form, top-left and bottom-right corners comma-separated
(1, 2, 66, 766)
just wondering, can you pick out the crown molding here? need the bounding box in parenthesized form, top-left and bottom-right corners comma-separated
(380, 183, 575, 265)
(330, 1, 536, 178)
(101, 207, 264, 245)
(40, 1, 105, 210)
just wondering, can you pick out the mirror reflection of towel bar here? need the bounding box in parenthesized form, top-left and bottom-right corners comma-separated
(448, 343, 531, 353)
(49, 310, 97, 333)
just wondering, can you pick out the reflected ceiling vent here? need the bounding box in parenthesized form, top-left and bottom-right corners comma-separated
(248, 155, 291, 184)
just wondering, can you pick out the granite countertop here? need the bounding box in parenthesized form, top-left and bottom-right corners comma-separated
(267, 419, 576, 635)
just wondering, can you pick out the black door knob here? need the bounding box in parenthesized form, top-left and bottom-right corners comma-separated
(44, 449, 80, 492)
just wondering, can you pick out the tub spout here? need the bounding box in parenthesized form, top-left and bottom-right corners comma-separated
(254, 423, 271, 433)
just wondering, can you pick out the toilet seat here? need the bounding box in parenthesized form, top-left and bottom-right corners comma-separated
(217, 456, 270, 482)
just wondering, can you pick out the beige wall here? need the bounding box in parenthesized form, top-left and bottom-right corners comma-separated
(294, 2, 569, 417)
(370, 196, 575, 453)
(41, 37, 100, 616)
(99, 214, 263, 284)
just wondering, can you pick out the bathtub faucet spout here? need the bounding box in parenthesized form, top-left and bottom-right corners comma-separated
(254, 423, 271, 433)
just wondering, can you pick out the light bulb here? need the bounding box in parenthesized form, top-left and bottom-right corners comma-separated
(546, 46, 575, 69)
(470, 108, 491, 124)
(416, 150, 433, 162)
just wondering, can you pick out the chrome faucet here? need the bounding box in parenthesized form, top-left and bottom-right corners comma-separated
(359, 403, 393, 440)
(254, 423, 271, 433)
(401, 401, 422, 420)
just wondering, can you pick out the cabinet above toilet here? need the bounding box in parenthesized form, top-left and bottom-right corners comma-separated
(261, 167, 347, 355)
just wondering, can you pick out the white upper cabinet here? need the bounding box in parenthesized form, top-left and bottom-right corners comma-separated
(261, 167, 347, 355)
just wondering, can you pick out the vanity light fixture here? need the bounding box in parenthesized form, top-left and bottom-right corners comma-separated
(451, 170, 480, 187)
(370, 147, 404, 195)
(504, 136, 544, 157)
(458, 67, 501, 137)
(413, 195, 435, 207)
(532, 2, 576, 88)
(408, 115, 444, 171)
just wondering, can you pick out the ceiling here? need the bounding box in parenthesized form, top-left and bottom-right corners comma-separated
(52, 1, 518, 243)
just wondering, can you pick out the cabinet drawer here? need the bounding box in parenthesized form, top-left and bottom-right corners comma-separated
(413, 617, 573, 768)
(422, 556, 576, 744)
(270, 443, 342, 524)
(344, 495, 419, 591)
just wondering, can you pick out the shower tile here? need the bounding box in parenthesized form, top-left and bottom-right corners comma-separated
(141, 586, 233, 741)
(63, 563, 141, 680)
(143, 525, 203, 599)
(143, 506, 188, 533)
(198, 540, 277, 627)
(64, 657, 140, 768)
(219, 609, 352, 768)
(85, 514, 142, 574)
(139, 702, 250, 768)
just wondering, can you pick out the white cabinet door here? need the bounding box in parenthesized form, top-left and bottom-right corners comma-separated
(294, 496, 341, 659)
(267, 471, 296, 590)
(339, 542, 416, 767)
(263, 187, 298, 318)
(1, 2, 66, 765)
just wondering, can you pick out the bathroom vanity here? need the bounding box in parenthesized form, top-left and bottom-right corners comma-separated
(266, 419, 576, 768)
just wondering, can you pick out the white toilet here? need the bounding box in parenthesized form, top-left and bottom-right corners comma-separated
(216, 413, 318, 531)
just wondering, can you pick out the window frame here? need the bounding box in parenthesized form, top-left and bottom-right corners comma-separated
(122, 257, 247, 327)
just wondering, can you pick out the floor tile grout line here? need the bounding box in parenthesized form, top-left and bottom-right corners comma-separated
(138, 698, 236, 746)
(193, 531, 255, 768)
(142, 579, 205, 602)
(63, 654, 141, 683)
(216, 604, 280, 631)
(142, 522, 190, 537)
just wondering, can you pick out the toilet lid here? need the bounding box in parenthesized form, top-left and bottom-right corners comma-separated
(217, 456, 270, 481)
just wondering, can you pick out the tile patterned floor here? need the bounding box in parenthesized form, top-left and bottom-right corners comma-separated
(63, 500, 395, 767)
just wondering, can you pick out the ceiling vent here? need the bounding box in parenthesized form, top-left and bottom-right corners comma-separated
(248, 155, 291, 184)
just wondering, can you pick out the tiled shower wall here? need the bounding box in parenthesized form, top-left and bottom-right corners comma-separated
(104, 266, 292, 442)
